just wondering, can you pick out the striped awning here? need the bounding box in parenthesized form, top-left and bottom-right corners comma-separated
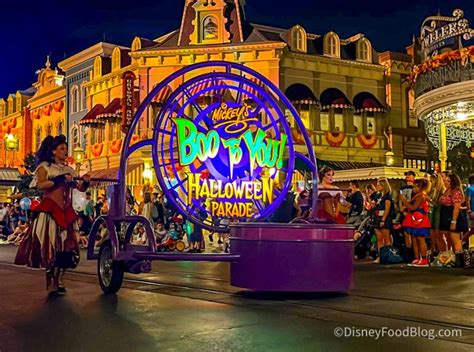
(242, 77, 267, 102)
(153, 85, 173, 104)
(354, 97, 386, 114)
(190, 79, 225, 97)
(321, 97, 352, 110)
(285, 84, 319, 106)
(97, 98, 122, 123)
(320, 89, 352, 111)
(80, 104, 106, 127)
(0, 167, 20, 186)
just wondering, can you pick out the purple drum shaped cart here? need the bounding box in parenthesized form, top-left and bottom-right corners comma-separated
(86, 61, 354, 294)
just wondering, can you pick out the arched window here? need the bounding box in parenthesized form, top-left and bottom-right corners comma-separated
(71, 85, 79, 114)
(81, 126, 88, 149)
(58, 121, 63, 135)
(112, 47, 121, 71)
(357, 38, 372, 62)
(131, 37, 141, 51)
(202, 16, 218, 40)
(35, 127, 42, 152)
(46, 123, 53, 136)
(94, 57, 102, 78)
(324, 32, 340, 58)
(71, 125, 79, 148)
(81, 87, 87, 110)
(291, 26, 307, 53)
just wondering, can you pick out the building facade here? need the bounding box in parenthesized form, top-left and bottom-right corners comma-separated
(79, 0, 417, 190)
(28, 58, 66, 154)
(0, 0, 427, 199)
(58, 42, 122, 157)
(0, 87, 35, 168)
(410, 9, 474, 173)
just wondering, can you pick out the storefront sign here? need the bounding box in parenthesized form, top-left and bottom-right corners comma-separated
(174, 102, 287, 218)
(420, 9, 474, 60)
(121, 71, 136, 134)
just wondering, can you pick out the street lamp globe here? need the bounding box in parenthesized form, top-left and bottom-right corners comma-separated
(73, 147, 85, 173)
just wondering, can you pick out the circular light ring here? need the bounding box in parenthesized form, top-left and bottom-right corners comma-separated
(120, 62, 316, 233)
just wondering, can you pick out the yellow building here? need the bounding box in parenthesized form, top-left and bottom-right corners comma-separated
(28, 58, 66, 154)
(0, 88, 35, 168)
(80, 0, 420, 194)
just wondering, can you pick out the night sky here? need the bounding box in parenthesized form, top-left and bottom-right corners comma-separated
(0, 0, 472, 98)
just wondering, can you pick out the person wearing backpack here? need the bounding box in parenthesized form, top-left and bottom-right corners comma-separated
(400, 178, 432, 267)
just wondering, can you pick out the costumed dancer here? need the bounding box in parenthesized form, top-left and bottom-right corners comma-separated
(316, 166, 346, 224)
(14, 135, 90, 295)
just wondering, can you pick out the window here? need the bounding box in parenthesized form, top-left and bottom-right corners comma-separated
(324, 33, 340, 58)
(131, 37, 141, 51)
(58, 121, 63, 135)
(71, 86, 79, 114)
(8, 98, 14, 115)
(353, 114, 363, 133)
(108, 124, 115, 141)
(93, 57, 102, 78)
(320, 112, 330, 131)
(99, 128, 105, 143)
(81, 87, 87, 111)
(35, 127, 42, 152)
(334, 109, 344, 132)
(357, 38, 372, 62)
(407, 89, 418, 128)
(291, 26, 307, 53)
(114, 123, 122, 140)
(71, 126, 79, 148)
(46, 123, 53, 136)
(81, 127, 88, 149)
(367, 114, 376, 135)
(16, 94, 22, 112)
(203, 16, 218, 40)
(112, 47, 121, 71)
(300, 110, 310, 129)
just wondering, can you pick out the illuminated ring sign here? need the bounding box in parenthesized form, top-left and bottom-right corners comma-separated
(120, 62, 315, 233)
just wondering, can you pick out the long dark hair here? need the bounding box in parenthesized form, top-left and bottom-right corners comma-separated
(448, 173, 464, 196)
(318, 166, 334, 182)
(36, 135, 68, 166)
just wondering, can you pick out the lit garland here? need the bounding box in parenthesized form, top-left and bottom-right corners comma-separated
(409, 46, 474, 86)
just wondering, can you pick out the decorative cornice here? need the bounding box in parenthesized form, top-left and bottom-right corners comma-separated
(131, 42, 286, 58)
(413, 80, 474, 117)
(283, 51, 386, 71)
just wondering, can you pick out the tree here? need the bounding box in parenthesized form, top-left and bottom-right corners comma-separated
(447, 144, 474, 181)
(14, 153, 43, 198)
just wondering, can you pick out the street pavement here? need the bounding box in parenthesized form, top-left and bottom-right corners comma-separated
(0, 244, 473, 351)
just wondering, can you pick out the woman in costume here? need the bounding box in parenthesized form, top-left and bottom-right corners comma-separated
(15, 135, 90, 294)
(316, 166, 346, 224)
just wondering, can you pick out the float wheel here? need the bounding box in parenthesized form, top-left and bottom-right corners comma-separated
(98, 240, 124, 294)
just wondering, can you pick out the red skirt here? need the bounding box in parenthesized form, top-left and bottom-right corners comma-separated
(15, 199, 78, 269)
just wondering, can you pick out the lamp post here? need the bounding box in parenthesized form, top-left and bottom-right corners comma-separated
(73, 146, 85, 174)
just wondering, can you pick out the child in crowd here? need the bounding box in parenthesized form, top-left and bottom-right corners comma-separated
(400, 178, 432, 267)
(154, 222, 168, 243)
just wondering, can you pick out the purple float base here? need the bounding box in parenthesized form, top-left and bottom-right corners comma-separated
(229, 223, 354, 292)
